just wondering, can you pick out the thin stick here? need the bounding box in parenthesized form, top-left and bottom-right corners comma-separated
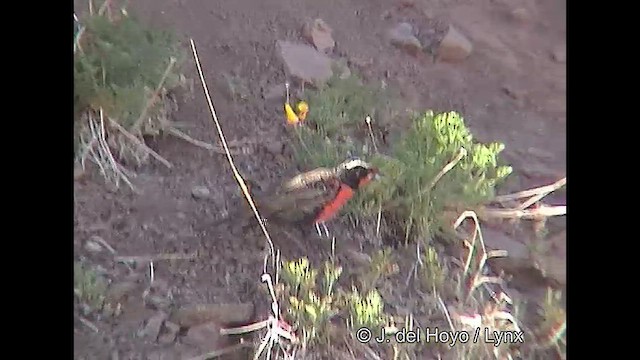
(365, 116, 378, 153)
(431, 147, 467, 189)
(98, 0, 112, 16)
(189, 39, 275, 273)
(108, 117, 173, 169)
(166, 127, 231, 154)
(131, 57, 177, 132)
(420, 147, 467, 198)
(481, 205, 566, 220)
(374, 204, 382, 239)
(494, 177, 566, 203)
(437, 295, 455, 332)
(114, 251, 198, 264)
(78, 316, 99, 333)
(92, 236, 117, 255)
(95, 111, 137, 191)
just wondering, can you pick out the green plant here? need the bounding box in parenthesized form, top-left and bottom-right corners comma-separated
(74, 261, 108, 310)
(74, 10, 182, 126)
(279, 258, 340, 345)
(291, 74, 512, 243)
(357, 110, 513, 241)
(74, 4, 191, 190)
(347, 287, 386, 330)
(360, 248, 399, 292)
(420, 245, 446, 291)
(291, 75, 393, 169)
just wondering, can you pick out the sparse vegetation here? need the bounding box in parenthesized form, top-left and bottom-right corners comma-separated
(74, 2, 192, 190)
(279, 75, 565, 359)
(74, 261, 107, 312)
(74, 4, 566, 360)
(293, 75, 513, 243)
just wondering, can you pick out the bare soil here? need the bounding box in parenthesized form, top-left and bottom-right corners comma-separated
(74, 0, 566, 358)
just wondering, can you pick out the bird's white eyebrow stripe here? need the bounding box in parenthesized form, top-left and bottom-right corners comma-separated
(339, 159, 371, 170)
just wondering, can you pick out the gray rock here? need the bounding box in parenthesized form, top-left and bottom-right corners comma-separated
(387, 22, 422, 56)
(277, 40, 334, 87)
(191, 186, 211, 200)
(170, 303, 254, 328)
(303, 18, 335, 54)
(183, 321, 227, 352)
(158, 321, 180, 344)
(437, 25, 473, 62)
(511, 8, 531, 23)
(84, 239, 103, 253)
(141, 311, 168, 341)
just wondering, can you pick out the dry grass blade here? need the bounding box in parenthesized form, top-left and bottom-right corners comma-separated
(84, 109, 137, 192)
(480, 205, 566, 220)
(131, 57, 177, 132)
(166, 126, 234, 154)
(107, 117, 173, 168)
(453, 210, 509, 301)
(78, 316, 100, 333)
(189, 39, 276, 272)
(494, 177, 566, 203)
(114, 251, 198, 264)
(422, 147, 467, 196)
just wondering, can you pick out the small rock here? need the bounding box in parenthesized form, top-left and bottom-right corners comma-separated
(183, 321, 229, 352)
(302, 18, 335, 54)
(84, 239, 103, 253)
(170, 303, 255, 328)
(176, 212, 187, 220)
(158, 321, 180, 344)
(437, 25, 473, 62)
(387, 22, 422, 56)
(277, 40, 333, 87)
(551, 46, 566, 63)
(510, 8, 531, 23)
(141, 311, 168, 341)
(191, 186, 211, 200)
(501, 86, 524, 100)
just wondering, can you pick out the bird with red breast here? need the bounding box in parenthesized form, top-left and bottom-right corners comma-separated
(221, 157, 380, 237)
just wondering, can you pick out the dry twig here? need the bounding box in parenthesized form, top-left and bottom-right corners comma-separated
(114, 251, 199, 264)
(166, 127, 233, 154)
(107, 117, 173, 169)
(494, 177, 566, 204)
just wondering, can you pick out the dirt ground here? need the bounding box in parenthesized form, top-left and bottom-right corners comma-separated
(74, 0, 566, 358)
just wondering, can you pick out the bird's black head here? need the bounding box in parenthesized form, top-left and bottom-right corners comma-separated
(336, 158, 380, 190)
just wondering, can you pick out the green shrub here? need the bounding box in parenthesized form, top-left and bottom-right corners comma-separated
(292, 76, 512, 242)
(74, 11, 182, 126)
(358, 110, 513, 241)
